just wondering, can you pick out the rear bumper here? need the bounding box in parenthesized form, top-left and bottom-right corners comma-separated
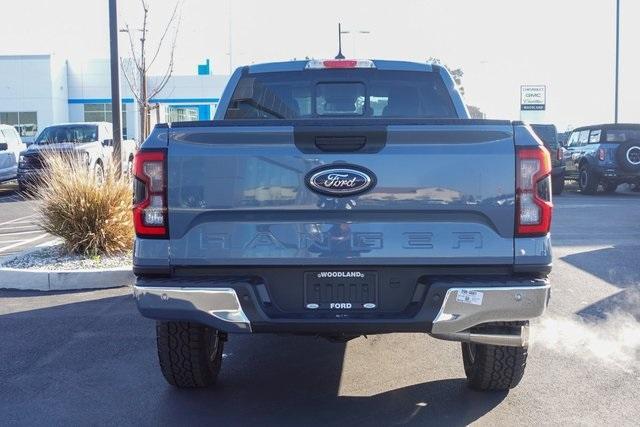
(591, 165, 640, 180)
(133, 276, 550, 336)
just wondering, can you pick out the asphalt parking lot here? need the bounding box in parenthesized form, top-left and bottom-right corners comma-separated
(0, 182, 55, 258)
(1, 184, 639, 426)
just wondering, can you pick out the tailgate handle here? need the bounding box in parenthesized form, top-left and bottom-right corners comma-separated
(314, 136, 366, 152)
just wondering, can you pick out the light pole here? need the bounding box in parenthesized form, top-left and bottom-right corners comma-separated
(614, 0, 620, 123)
(108, 0, 123, 177)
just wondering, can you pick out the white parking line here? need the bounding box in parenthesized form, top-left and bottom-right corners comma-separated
(0, 215, 35, 227)
(0, 225, 40, 231)
(0, 233, 49, 253)
(0, 230, 43, 236)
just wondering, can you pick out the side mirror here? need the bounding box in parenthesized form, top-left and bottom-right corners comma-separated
(102, 139, 113, 147)
(0, 142, 8, 151)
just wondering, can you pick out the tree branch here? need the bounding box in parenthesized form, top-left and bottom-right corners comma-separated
(147, 8, 181, 100)
(120, 58, 143, 105)
(147, 1, 181, 70)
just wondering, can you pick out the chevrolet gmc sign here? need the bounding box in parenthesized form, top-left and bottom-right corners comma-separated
(520, 85, 546, 111)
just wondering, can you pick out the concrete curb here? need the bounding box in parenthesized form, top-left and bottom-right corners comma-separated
(0, 266, 134, 291)
(0, 244, 134, 291)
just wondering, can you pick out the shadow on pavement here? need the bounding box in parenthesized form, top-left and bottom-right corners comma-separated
(560, 245, 640, 321)
(0, 291, 505, 426)
(561, 245, 640, 289)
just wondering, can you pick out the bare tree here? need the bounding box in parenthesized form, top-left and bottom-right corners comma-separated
(120, 0, 181, 142)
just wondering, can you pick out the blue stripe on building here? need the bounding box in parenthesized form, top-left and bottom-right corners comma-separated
(67, 98, 219, 104)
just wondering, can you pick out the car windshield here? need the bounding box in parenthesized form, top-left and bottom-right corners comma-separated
(35, 125, 98, 144)
(605, 129, 640, 142)
(225, 69, 458, 119)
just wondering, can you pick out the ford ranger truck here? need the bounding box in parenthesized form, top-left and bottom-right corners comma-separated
(132, 59, 552, 391)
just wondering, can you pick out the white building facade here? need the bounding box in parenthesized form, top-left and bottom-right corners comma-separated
(0, 54, 229, 143)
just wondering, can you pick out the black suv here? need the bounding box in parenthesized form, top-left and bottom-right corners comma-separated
(531, 124, 565, 195)
(564, 124, 640, 194)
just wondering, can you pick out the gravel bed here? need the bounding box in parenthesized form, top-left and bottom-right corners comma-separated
(1, 244, 132, 271)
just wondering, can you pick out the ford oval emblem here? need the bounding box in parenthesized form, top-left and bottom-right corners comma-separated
(306, 165, 376, 197)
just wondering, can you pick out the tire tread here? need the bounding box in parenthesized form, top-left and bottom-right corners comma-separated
(156, 321, 223, 388)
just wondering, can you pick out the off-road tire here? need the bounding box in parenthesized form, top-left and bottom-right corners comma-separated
(156, 321, 225, 388)
(551, 173, 565, 195)
(602, 181, 618, 193)
(578, 165, 598, 195)
(461, 322, 528, 391)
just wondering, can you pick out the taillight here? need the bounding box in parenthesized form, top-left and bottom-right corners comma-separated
(305, 59, 375, 69)
(557, 147, 563, 161)
(598, 148, 606, 161)
(516, 146, 553, 237)
(132, 149, 168, 238)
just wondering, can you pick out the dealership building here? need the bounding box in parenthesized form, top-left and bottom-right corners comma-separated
(0, 54, 229, 143)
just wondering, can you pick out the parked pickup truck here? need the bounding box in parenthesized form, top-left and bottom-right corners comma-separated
(17, 122, 136, 191)
(132, 59, 553, 391)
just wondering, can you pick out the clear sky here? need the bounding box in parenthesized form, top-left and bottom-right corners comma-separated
(1, 0, 638, 130)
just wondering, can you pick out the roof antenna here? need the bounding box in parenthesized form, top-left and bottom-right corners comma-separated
(335, 23, 345, 59)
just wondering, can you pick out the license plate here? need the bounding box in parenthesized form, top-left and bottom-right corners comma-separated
(304, 271, 378, 310)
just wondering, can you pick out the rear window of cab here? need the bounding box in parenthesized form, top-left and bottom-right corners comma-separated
(225, 69, 458, 120)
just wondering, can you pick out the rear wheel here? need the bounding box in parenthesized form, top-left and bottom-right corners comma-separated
(578, 165, 598, 194)
(551, 173, 565, 195)
(156, 321, 225, 388)
(461, 322, 528, 391)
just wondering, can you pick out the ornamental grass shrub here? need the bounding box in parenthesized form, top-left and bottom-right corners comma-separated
(35, 152, 133, 256)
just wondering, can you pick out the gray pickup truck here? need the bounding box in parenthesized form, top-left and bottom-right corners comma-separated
(132, 59, 553, 391)
(18, 122, 137, 190)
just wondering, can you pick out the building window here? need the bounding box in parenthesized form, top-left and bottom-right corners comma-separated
(166, 106, 199, 122)
(0, 111, 38, 137)
(83, 103, 128, 139)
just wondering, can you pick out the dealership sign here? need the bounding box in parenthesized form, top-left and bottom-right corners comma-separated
(520, 85, 546, 111)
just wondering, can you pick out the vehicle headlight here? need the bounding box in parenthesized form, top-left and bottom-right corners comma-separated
(18, 155, 26, 168)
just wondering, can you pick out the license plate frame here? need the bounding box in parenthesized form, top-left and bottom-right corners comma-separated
(303, 270, 378, 310)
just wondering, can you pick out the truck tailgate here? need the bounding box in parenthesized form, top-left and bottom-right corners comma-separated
(166, 121, 515, 266)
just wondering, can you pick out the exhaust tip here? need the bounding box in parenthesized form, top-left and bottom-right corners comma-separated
(431, 325, 529, 348)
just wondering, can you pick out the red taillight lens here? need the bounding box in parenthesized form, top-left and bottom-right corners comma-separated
(557, 147, 563, 161)
(598, 148, 606, 161)
(516, 146, 553, 237)
(132, 150, 168, 238)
